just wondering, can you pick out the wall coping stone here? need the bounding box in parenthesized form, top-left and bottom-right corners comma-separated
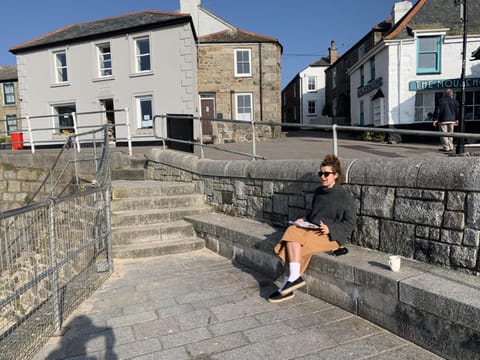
(146, 149, 480, 190)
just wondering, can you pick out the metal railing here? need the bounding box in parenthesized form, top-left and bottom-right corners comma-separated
(0, 127, 113, 360)
(0, 109, 140, 156)
(153, 114, 480, 160)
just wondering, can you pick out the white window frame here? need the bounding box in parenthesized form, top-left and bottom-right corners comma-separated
(2, 82, 15, 105)
(54, 50, 68, 83)
(52, 103, 76, 134)
(234, 49, 252, 77)
(416, 35, 441, 74)
(307, 77, 317, 91)
(235, 93, 253, 121)
(135, 36, 151, 73)
(136, 95, 153, 128)
(97, 42, 112, 77)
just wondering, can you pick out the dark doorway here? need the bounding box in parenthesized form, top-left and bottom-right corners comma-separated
(167, 114, 194, 153)
(100, 99, 115, 143)
(200, 95, 214, 136)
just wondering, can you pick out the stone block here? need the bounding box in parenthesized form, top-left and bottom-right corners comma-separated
(466, 193, 480, 229)
(440, 229, 463, 245)
(380, 220, 415, 257)
(414, 239, 450, 266)
(394, 198, 443, 227)
(362, 186, 394, 218)
(422, 190, 444, 201)
(464, 228, 480, 247)
(272, 194, 288, 215)
(443, 211, 465, 230)
(450, 246, 477, 269)
(447, 191, 466, 211)
(352, 216, 379, 249)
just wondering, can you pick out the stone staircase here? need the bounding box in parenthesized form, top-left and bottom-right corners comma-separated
(111, 180, 212, 258)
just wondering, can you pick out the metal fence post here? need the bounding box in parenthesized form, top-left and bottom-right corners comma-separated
(48, 199, 62, 332)
(199, 117, 205, 159)
(332, 124, 338, 156)
(125, 107, 132, 156)
(26, 115, 35, 154)
(72, 112, 80, 152)
(105, 186, 114, 272)
(251, 119, 257, 160)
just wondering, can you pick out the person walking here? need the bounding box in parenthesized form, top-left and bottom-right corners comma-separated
(268, 154, 356, 303)
(432, 88, 459, 152)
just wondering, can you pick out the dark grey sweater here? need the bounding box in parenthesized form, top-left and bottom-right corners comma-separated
(306, 185, 356, 245)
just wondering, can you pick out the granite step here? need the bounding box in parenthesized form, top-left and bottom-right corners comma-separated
(111, 205, 212, 227)
(112, 220, 196, 245)
(112, 180, 196, 198)
(112, 237, 205, 259)
(111, 193, 205, 212)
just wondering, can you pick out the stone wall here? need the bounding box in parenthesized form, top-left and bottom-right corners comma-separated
(145, 149, 480, 275)
(0, 159, 47, 211)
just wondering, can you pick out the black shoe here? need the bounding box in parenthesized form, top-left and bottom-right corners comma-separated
(279, 276, 305, 296)
(331, 247, 349, 256)
(268, 291, 294, 303)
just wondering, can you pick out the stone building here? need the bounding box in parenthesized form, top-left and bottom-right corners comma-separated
(180, 0, 283, 144)
(0, 66, 20, 139)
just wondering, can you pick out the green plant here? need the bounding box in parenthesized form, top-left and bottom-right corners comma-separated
(0, 137, 11, 144)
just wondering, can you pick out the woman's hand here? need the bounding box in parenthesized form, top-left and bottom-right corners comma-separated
(319, 221, 329, 235)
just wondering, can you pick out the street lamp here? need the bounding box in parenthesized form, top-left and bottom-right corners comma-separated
(456, 0, 468, 154)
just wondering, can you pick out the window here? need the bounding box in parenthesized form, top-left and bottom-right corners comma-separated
(358, 44, 366, 59)
(136, 96, 153, 128)
(5, 115, 18, 134)
(360, 65, 365, 87)
(307, 77, 317, 91)
(370, 56, 376, 80)
(414, 91, 439, 122)
(54, 50, 68, 83)
(417, 36, 441, 74)
(53, 104, 76, 133)
(462, 90, 480, 121)
(235, 49, 251, 77)
(2, 82, 15, 105)
(97, 43, 112, 77)
(308, 101, 316, 115)
(135, 37, 151, 72)
(235, 93, 253, 121)
(332, 68, 337, 88)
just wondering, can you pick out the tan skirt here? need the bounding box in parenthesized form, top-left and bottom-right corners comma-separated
(274, 225, 340, 274)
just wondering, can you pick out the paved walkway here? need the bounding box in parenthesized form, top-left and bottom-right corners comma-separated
(189, 131, 480, 160)
(33, 249, 442, 359)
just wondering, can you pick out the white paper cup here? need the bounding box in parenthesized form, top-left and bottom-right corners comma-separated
(389, 255, 401, 272)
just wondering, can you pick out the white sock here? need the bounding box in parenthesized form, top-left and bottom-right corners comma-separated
(278, 276, 289, 291)
(288, 262, 300, 282)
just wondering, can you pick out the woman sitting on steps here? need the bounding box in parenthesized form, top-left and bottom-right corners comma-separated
(269, 154, 356, 303)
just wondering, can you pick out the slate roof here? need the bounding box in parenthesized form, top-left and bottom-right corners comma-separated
(310, 57, 331, 67)
(199, 27, 280, 45)
(10, 10, 193, 53)
(0, 66, 17, 81)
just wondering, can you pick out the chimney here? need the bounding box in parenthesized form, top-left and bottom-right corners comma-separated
(392, 0, 413, 24)
(180, 0, 201, 13)
(329, 41, 338, 64)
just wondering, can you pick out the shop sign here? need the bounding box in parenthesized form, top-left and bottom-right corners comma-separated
(409, 77, 480, 91)
(357, 77, 383, 97)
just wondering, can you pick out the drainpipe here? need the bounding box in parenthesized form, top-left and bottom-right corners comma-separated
(258, 43, 263, 121)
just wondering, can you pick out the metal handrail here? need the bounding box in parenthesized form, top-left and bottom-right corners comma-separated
(153, 114, 480, 160)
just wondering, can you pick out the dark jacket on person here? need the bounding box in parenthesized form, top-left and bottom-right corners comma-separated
(307, 185, 356, 245)
(433, 95, 459, 123)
